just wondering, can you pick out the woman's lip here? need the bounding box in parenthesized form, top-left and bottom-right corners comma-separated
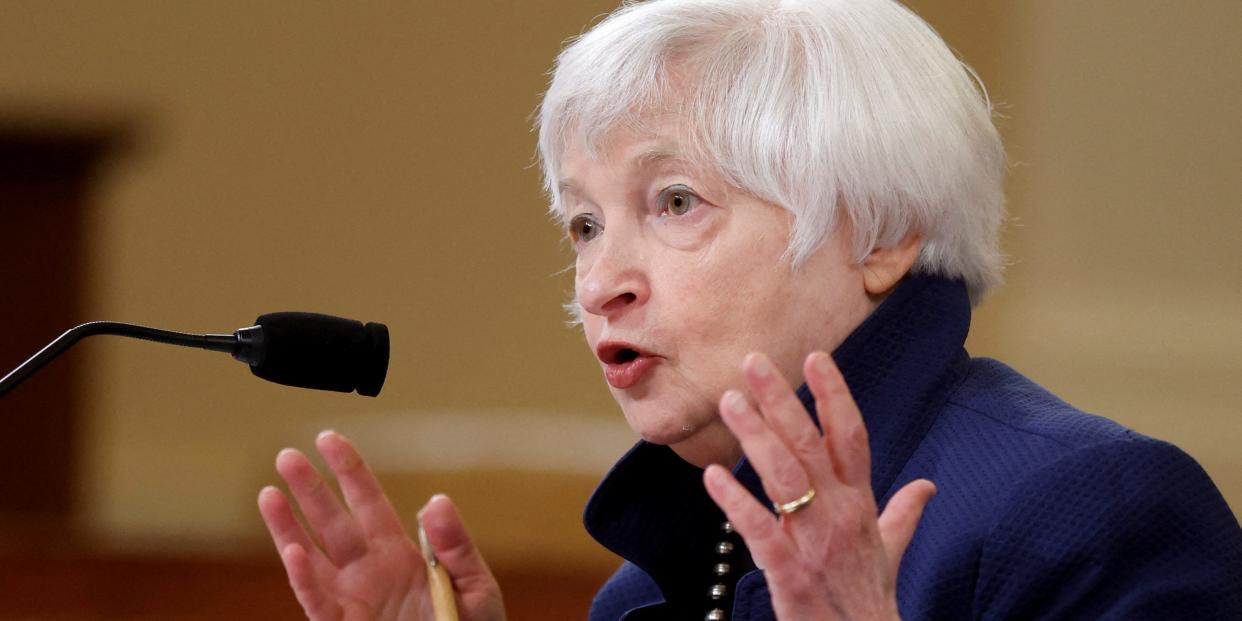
(604, 355, 659, 389)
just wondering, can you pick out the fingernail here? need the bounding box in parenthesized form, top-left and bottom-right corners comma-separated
(813, 352, 833, 374)
(418, 494, 448, 520)
(723, 390, 747, 414)
(748, 353, 772, 378)
(317, 429, 337, 441)
(704, 465, 725, 486)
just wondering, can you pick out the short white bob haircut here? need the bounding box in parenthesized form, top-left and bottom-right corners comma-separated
(537, 0, 1006, 303)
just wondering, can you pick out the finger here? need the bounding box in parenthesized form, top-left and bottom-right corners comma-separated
(281, 542, 345, 620)
(275, 447, 368, 565)
(419, 494, 500, 598)
(806, 351, 871, 488)
(703, 465, 793, 573)
(315, 430, 405, 539)
(257, 485, 319, 559)
(742, 353, 835, 486)
(877, 479, 936, 571)
(718, 389, 814, 513)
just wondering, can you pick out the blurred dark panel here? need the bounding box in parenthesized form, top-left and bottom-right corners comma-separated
(0, 124, 124, 518)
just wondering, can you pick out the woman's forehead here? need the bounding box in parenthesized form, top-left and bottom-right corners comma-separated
(561, 143, 685, 181)
(557, 119, 708, 181)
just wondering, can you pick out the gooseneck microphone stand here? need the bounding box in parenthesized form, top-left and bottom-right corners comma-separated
(0, 321, 262, 398)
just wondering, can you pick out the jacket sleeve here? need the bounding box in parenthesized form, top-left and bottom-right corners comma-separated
(973, 435, 1242, 620)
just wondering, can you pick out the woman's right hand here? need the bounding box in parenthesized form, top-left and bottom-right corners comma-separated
(258, 430, 506, 621)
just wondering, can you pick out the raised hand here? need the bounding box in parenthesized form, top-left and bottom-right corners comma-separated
(703, 352, 936, 621)
(258, 431, 506, 621)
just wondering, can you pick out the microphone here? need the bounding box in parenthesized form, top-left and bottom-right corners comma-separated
(0, 312, 389, 398)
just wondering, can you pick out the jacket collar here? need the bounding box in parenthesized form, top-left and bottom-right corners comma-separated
(583, 273, 973, 603)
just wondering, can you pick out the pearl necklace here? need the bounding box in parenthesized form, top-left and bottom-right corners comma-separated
(705, 520, 741, 621)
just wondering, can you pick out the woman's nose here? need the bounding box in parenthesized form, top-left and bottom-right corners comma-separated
(577, 239, 650, 318)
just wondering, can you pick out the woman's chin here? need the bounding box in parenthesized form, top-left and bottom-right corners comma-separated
(625, 412, 740, 468)
(629, 419, 700, 447)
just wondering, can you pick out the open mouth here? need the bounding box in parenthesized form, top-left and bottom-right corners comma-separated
(597, 343, 644, 365)
(597, 342, 658, 389)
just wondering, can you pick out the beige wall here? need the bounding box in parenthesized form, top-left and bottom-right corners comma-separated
(1, 0, 1238, 574)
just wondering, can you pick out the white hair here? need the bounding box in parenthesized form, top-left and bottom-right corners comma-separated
(537, 0, 1006, 304)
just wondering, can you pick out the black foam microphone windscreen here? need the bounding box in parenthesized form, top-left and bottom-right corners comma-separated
(248, 312, 389, 397)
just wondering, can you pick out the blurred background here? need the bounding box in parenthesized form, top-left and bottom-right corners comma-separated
(0, 1, 1238, 619)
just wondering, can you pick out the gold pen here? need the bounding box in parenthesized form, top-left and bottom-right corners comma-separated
(419, 521, 460, 621)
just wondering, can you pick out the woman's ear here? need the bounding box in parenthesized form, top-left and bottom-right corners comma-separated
(862, 233, 921, 297)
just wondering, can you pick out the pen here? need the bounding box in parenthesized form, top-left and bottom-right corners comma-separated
(419, 521, 460, 621)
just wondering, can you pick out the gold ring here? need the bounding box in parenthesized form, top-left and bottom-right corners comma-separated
(773, 488, 816, 515)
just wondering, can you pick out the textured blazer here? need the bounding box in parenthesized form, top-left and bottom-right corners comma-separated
(584, 274, 1242, 621)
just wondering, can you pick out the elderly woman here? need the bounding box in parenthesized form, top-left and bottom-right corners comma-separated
(257, 0, 1242, 619)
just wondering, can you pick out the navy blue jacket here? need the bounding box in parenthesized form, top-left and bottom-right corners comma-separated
(585, 275, 1242, 620)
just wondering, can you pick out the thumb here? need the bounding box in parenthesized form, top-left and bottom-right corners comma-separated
(877, 479, 936, 572)
(418, 494, 498, 596)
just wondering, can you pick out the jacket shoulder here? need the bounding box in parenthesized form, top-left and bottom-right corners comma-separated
(900, 358, 1242, 619)
(947, 357, 1135, 448)
(977, 436, 1242, 619)
(952, 369, 1242, 620)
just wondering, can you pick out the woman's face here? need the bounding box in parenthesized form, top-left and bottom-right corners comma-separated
(559, 124, 877, 467)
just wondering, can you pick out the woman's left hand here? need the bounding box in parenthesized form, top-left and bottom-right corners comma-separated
(703, 351, 936, 621)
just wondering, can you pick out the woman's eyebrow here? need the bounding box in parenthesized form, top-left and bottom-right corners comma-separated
(558, 149, 685, 194)
(556, 145, 694, 200)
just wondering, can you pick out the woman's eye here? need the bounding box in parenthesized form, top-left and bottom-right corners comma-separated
(658, 185, 700, 217)
(568, 214, 602, 243)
